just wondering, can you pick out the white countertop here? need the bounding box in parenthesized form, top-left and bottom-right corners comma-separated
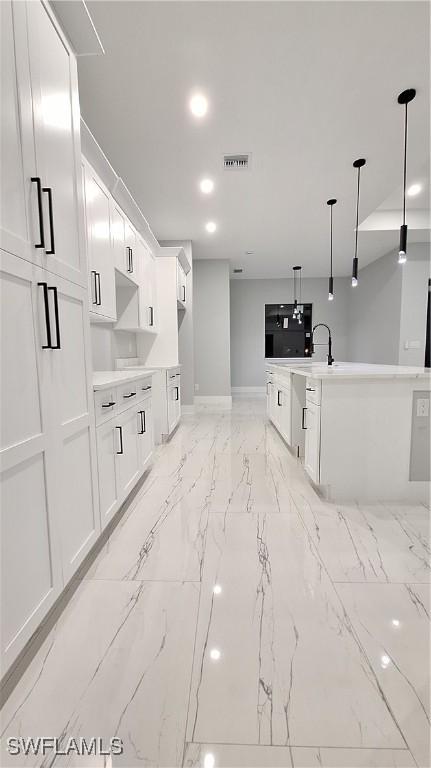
(93, 370, 155, 391)
(266, 361, 431, 381)
(115, 357, 181, 372)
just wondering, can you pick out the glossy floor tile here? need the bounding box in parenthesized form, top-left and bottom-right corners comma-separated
(1, 398, 428, 767)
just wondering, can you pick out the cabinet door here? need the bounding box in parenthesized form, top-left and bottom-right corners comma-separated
(0, 1, 32, 263)
(83, 162, 116, 321)
(0, 250, 62, 671)
(96, 420, 120, 530)
(116, 408, 141, 498)
(111, 202, 127, 276)
(137, 400, 153, 469)
(138, 242, 157, 332)
(281, 386, 291, 445)
(304, 402, 321, 483)
(26, 0, 86, 286)
(124, 220, 137, 280)
(50, 275, 99, 583)
(167, 383, 181, 434)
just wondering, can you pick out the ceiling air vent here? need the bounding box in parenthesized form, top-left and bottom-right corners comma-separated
(233, 268, 243, 274)
(223, 154, 250, 170)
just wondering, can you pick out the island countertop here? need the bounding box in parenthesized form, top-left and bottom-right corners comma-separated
(266, 361, 431, 381)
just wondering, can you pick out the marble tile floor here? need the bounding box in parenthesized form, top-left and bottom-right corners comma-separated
(1, 398, 429, 768)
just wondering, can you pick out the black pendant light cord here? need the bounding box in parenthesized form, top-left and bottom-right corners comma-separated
(330, 205, 333, 278)
(402, 102, 408, 226)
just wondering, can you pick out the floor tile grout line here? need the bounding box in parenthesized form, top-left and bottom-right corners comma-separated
(186, 740, 415, 751)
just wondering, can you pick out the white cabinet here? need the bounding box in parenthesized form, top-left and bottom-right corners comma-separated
(137, 238, 158, 333)
(268, 373, 291, 447)
(94, 379, 154, 530)
(111, 202, 127, 276)
(304, 400, 321, 484)
(177, 260, 186, 306)
(0, 251, 62, 672)
(124, 220, 137, 280)
(0, 2, 98, 676)
(167, 374, 181, 435)
(82, 161, 116, 321)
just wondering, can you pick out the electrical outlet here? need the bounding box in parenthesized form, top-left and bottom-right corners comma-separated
(417, 398, 430, 418)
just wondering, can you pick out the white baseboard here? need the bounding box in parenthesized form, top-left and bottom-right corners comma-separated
(194, 395, 232, 410)
(231, 387, 266, 397)
(181, 404, 195, 415)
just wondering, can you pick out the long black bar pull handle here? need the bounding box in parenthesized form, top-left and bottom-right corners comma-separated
(42, 187, 55, 254)
(96, 272, 101, 306)
(149, 306, 154, 326)
(31, 178, 45, 249)
(302, 407, 307, 430)
(91, 271, 98, 305)
(175, 386, 179, 401)
(277, 390, 282, 406)
(138, 410, 146, 435)
(38, 282, 52, 349)
(48, 286, 61, 349)
(116, 426, 124, 454)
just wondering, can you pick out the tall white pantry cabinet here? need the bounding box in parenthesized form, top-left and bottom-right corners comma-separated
(0, 1, 99, 676)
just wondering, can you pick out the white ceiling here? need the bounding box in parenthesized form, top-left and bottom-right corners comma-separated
(78, 1, 430, 278)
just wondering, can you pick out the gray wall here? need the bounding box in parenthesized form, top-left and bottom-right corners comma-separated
(346, 248, 403, 364)
(194, 259, 231, 396)
(230, 277, 350, 388)
(90, 325, 137, 370)
(347, 243, 429, 366)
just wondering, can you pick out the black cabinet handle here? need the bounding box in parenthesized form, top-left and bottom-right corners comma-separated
(277, 390, 282, 406)
(175, 386, 179, 401)
(175, 373, 181, 377)
(306, 387, 315, 392)
(48, 286, 61, 349)
(127, 247, 133, 273)
(130, 248, 133, 273)
(182, 285, 186, 302)
(91, 270, 98, 305)
(138, 410, 146, 435)
(169, 374, 176, 379)
(302, 407, 307, 429)
(116, 425, 123, 454)
(102, 401, 116, 408)
(42, 187, 55, 254)
(38, 282, 52, 349)
(142, 385, 152, 391)
(31, 177, 45, 249)
(96, 272, 101, 306)
(149, 306, 154, 326)
(123, 392, 136, 399)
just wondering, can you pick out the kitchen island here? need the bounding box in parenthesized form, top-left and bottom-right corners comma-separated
(266, 362, 430, 503)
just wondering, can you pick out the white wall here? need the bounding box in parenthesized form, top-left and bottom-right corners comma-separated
(194, 259, 231, 396)
(230, 277, 350, 388)
(90, 325, 137, 370)
(347, 243, 429, 366)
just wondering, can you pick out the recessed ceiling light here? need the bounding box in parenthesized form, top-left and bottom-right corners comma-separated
(245, 250, 254, 255)
(204, 753, 215, 768)
(213, 584, 222, 595)
(407, 183, 422, 197)
(189, 93, 208, 118)
(205, 221, 217, 233)
(210, 648, 221, 661)
(200, 178, 214, 194)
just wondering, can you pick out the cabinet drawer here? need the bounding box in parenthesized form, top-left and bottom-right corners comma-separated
(306, 379, 321, 405)
(166, 368, 181, 386)
(94, 388, 117, 425)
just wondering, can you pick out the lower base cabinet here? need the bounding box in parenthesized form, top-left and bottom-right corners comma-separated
(95, 382, 154, 531)
(304, 400, 321, 484)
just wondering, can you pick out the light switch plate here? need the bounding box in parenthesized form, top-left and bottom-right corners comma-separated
(417, 398, 430, 418)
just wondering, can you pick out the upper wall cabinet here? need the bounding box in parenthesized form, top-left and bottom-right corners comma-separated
(0, 1, 87, 288)
(138, 238, 158, 333)
(177, 260, 187, 308)
(82, 160, 116, 322)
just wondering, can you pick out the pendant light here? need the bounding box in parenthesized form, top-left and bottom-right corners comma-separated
(292, 266, 303, 323)
(397, 88, 416, 264)
(327, 198, 337, 300)
(352, 158, 366, 287)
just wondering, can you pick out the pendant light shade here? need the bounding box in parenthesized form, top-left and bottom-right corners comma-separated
(352, 158, 366, 287)
(397, 88, 416, 264)
(292, 266, 302, 322)
(327, 199, 337, 300)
